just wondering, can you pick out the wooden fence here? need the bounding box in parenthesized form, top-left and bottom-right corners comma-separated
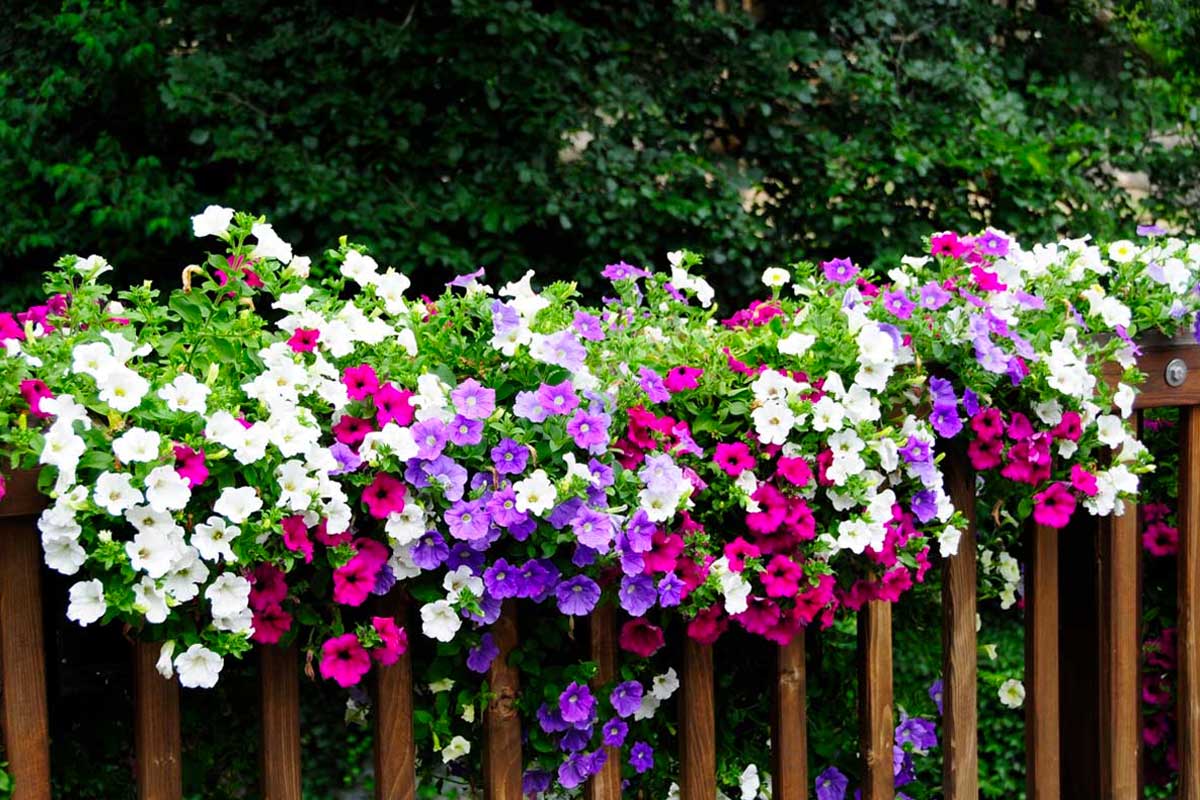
(2, 340, 1199, 799)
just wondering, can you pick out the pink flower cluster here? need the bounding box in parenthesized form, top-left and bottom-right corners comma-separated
(1143, 503, 1179, 557)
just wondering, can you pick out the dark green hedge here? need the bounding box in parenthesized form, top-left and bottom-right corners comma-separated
(2, 0, 1197, 309)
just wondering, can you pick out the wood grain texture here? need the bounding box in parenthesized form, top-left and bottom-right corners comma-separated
(941, 447, 978, 800)
(0, 473, 51, 800)
(680, 638, 716, 800)
(771, 634, 807, 800)
(134, 640, 182, 800)
(1098, 453, 1140, 800)
(1025, 523, 1061, 800)
(858, 601, 894, 800)
(259, 644, 302, 800)
(1179, 408, 1200, 800)
(586, 604, 622, 800)
(1102, 339, 1200, 408)
(483, 600, 522, 800)
(375, 593, 416, 800)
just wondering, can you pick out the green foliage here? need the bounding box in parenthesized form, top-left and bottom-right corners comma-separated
(2, 0, 1197, 312)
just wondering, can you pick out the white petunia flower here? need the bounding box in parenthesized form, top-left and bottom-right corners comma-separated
(113, 428, 162, 463)
(133, 576, 169, 624)
(175, 644, 224, 689)
(421, 600, 463, 642)
(94, 471, 144, 516)
(998, 678, 1026, 709)
(651, 668, 680, 700)
(192, 517, 240, 563)
(761, 267, 790, 288)
(738, 764, 761, 800)
(159, 373, 211, 415)
(1113, 383, 1136, 419)
(156, 641, 176, 679)
(341, 249, 380, 287)
(514, 469, 557, 515)
(98, 367, 151, 412)
(144, 466, 191, 512)
(214, 486, 263, 524)
(205, 574, 252, 618)
(251, 223, 293, 264)
(751, 402, 795, 445)
(777, 331, 815, 358)
(441, 735, 471, 764)
(126, 529, 181, 578)
(191, 205, 234, 238)
(66, 579, 107, 625)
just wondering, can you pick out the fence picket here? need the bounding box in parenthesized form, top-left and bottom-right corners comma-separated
(0, 470, 52, 800)
(134, 640, 183, 799)
(1098, 410, 1141, 800)
(259, 644, 302, 799)
(483, 600, 522, 799)
(858, 600, 894, 800)
(1179, 407, 1200, 800)
(771, 634, 807, 800)
(375, 593, 417, 800)
(680, 638, 716, 800)
(586, 604, 622, 800)
(942, 447, 978, 800)
(1025, 523, 1061, 800)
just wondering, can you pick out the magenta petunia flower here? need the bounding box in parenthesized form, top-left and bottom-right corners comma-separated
(287, 328, 320, 353)
(173, 444, 209, 488)
(343, 364, 380, 401)
(319, 633, 371, 687)
(713, 442, 755, 476)
(281, 515, 313, 563)
(374, 382, 415, 427)
(371, 616, 408, 665)
(362, 473, 406, 519)
(1032, 482, 1076, 529)
(251, 603, 292, 645)
(664, 365, 703, 392)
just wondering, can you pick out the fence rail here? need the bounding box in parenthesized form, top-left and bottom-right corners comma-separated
(3, 342, 1200, 799)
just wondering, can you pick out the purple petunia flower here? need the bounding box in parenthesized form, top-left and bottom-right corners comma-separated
(328, 442, 363, 475)
(588, 458, 614, 488)
(602, 261, 650, 282)
(976, 229, 1011, 257)
(444, 501, 489, 544)
(513, 390, 549, 422)
(487, 487, 527, 528)
(610, 680, 644, 718)
(601, 718, 628, 747)
(537, 380, 580, 416)
(657, 572, 684, 607)
(558, 682, 596, 727)
(929, 679, 944, 714)
(410, 531, 450, 570)
(559, 726, 592, 753)
(446, 542, 486, 574)
(411, 419, 449, 461)
(882, 290, 915, 320)
(447, 415, 484, 446)
(815, 766, 848, 800)
(541, 330, 587, 373)
(638, 367, 670, 403)
(555, 576, 600, 616)
(910, 490, 938, 524)
(895, 714, 938, 753)
(484, 558, 522, 599)
(919, 281, 951, 310)
(522, 770, 552, 795)
(822, 258, 859, 284)
(1138, 224, 1167, 236)
(899, 436, 931, 465)
(372, 565, 396, 595)
(557, 753, 589, 789)
(491, 438, 529, 475)
(450, 378, 496, 420)
(467, 633, 500, 673)
(572, 506, 615, 552)
(416, 456, 469, 502)
(961, 389, 980, 418)
(624, 510, 656, 553)
(567, 410, 610, 453)
(930, 406, 963, 439)
(537, 703, 570, 733)
(628, 742, 654, 774)
(573, 311, 605, 341)
(491, 300, 522, 335)
(447, 267, 485, 288)
(619, 574, 658, 616)
(974, 339, 1009, 374)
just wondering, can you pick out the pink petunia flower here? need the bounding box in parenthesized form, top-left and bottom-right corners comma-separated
(319, 633, 372, 687)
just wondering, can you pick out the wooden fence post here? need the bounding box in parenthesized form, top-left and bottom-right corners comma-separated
(680, 637, 715, 800)
(375, 593, 417, 800)
(859, 601, 894, 800)
(134, 640, 183, 799)
(1026, 523, 1061, 800)
(586, 604, 622, 800)
(942, 448, 978, 800)
(259, 644, 302, 799)
(0, 469, 51, 800)
(483, 600, 522, 800)
(771, 633, 807, 800)
(1179, 407, 1200, 800)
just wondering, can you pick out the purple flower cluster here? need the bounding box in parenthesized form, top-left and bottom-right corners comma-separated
(927, 376, 962, 438)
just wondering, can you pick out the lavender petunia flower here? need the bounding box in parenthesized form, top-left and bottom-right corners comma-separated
(555, 576, 600, 616)
(411, 419, 449, 461)
(328, 442, 363, 475)
(573, 311, 605, 341)
(610, 680, 644, 718)
(537, 380, 580, 416)
(567, 410, 610, 453)
(895, 714, 938, 753)
(822, 258, 859, 284)
(619, 574, 658, 616)
(491, 438, 529, 475)
(638, 367, 670, 403)
(491, 300, 522, 335)
(513, 390, 549, 422)
(657, 572, 684, 607)
(602, 261, 650, 282)
(542, 330, 587, 373)
(572, 506, 615, 552)
(910, 490, 938, 523)
(447, 267, 485, 288)
(447, 414, 484, 446)
(919, 282, 951, 310)
(450, 378, 496, 420)
(410, 531, 449, 569)
(883, 290, 915, 320)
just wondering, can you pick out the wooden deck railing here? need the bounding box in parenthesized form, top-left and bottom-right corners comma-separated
(2, 341, 1200, 799)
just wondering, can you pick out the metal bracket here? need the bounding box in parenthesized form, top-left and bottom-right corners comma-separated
(1165, 358, 1188, 387)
